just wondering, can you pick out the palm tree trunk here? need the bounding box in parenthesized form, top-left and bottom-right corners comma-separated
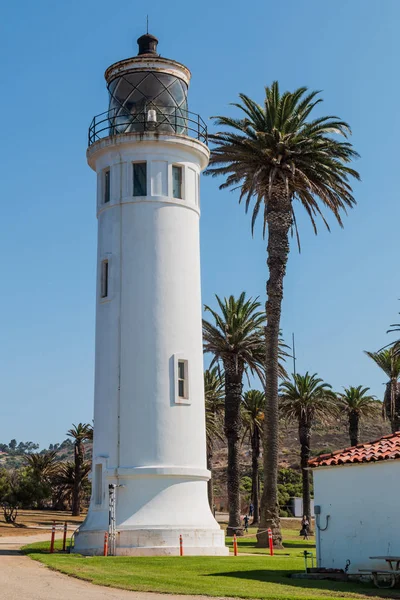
(72, 442, 82, 516)
(349, 411, 359, 446)
(251, 429, 260, 526)
(257, 196, 291, 549)
(299, 418, 312, 526)
(391, 379, 400, 433)
(224, 361, 244, 536)
(207, 450, 214, 511)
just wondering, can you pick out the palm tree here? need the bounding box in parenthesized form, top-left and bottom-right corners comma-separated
(24, 451, 59, 509)
(339, 386, 379, 446)
(67, 423, 93, 516)
(203, 293, 265, 535)
(206, 82, 359, 547)
(280, 373, 338, 525)
(204, 368, 225, 510)
(365, 348, 400, 432)
(242, 389, 265, 525)
(53, 461, 91, 510)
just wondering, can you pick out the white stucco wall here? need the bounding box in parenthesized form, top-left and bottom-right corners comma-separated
(313, 460, 400, 573)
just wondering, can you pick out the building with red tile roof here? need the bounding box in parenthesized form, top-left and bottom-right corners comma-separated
(309, 432, 400, 468)
(309, 431, 400, 574)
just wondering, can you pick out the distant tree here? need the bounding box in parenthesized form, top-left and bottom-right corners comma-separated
(280, 373, 338, 525)
(339, 386, 380, 446)
(24, 451, 58, 509)
(9, 440, 17, 451)
(52, 461, 91, 510)
(365, 348, 400, 432)
(204, 368, 225, 510)
(67, 423, 93, 516)
(242, 389, 265, 525)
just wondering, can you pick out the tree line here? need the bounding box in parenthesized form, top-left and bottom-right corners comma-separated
(203, 294, 395, 538)
(203, 81, 400, 546)
(0, 424, 92, 523)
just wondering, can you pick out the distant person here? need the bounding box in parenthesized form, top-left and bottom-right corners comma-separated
(300, 515, 310, 541)
(249, 503, 254, 518)
(243, 514, 249, 533)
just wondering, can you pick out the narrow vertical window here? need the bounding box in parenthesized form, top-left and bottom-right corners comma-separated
(95, 464, 102, 505)
(133, 162, 147, 196)
(172, 165, 183, 199)
(178, 360, 187, 399)
(101, 260, 109, 299)
(104, 169, 110, 204)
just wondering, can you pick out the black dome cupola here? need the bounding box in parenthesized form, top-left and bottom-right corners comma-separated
(137, 33, 159, 56)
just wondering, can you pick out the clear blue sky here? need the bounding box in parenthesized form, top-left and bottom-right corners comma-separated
(1, 0, 399, 448)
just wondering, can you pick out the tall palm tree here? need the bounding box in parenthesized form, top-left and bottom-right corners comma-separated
(280, 373, 338, 524)
(203, 293, 265, 535)
(67, 423, 93, 516)
(242, 389, 265, 525)
(365, 348, 400, 432)
(204, 368, 225, 509)
(339, 386, 379, 446)
(206, 82, 359, 546)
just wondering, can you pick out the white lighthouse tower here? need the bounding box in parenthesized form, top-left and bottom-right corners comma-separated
(74, 33, 228, 556)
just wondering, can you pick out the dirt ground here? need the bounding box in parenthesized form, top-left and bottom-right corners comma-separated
(0, 509, 85, 537)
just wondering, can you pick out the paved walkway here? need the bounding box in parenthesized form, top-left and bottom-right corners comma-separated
(0, 534, 218, 600)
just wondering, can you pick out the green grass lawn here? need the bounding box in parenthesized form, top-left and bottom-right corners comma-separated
(22, 533, 397, 600)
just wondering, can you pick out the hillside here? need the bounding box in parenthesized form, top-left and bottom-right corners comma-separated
(211, 414, 391, 502)
(1, 414, 390, 478)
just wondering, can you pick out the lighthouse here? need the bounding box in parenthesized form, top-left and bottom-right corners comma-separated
(74, 33, 228, 556)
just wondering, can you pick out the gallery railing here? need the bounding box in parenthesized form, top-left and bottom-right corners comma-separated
(88, 105, 208, 146)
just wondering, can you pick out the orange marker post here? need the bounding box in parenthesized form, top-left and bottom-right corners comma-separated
(103, 532, 109, 556)
(233, 534, 238, 556)
(179, 534, 183, 556)
(268, 528, 274, 556)
(49, 521, 56, 554)
(62, 521, 68, 551)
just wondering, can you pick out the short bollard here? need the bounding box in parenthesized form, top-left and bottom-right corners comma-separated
(268, 528, 274, 556)
(179, 534, 183, 556)
(103, 532, 109, 557)
(49, 521, 56, 554)
(62, 521, 67, 552)
(233, 534, 238, 556)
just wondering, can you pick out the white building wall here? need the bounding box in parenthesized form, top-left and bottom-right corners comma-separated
(314, 460, 400, 573)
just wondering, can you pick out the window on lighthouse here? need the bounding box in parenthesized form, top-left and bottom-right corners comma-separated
(101, 260, 109, 299)
(172, 165, 183, 199)
(104, 169, 111, 203)
(178, 360, 188, 399)
(133, 162, 147, 196)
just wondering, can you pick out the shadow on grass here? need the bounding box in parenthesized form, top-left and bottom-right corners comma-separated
(206, 570, 400, 598)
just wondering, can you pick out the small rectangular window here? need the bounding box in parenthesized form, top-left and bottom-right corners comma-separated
(172, 165, 183, 199)
(178, 360, 187, 399)
(101, 260, 109, 298)
(104, 169, 110, 204)
(95, 464, 102, 505)
(133, 162, 147, 196)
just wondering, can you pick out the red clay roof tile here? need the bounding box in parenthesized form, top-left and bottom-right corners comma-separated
(309, 431, 400, 468)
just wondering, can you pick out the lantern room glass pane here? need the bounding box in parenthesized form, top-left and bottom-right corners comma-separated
(108, 70, 188, 135)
